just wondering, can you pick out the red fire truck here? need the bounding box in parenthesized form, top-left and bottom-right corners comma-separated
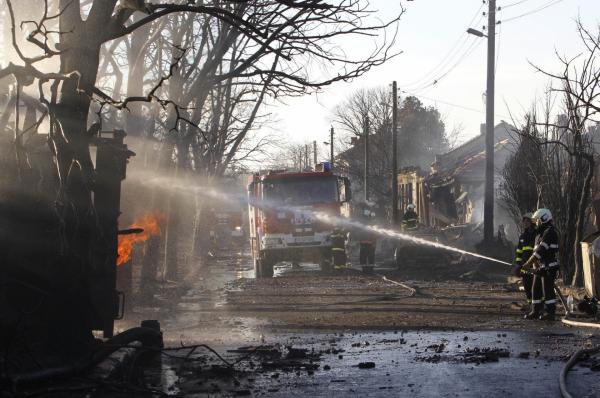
(247, 164, 351, 277)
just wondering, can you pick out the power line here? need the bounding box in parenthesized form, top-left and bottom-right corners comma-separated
(402, 91, 511, 119)
(500, 0, 534, 9)
(495, 7, 503, 77)
(410, 37, 484, 93)
(502, 0, 567, 23)
(403, 91, 485, 114)
(401, 3, 485, 90)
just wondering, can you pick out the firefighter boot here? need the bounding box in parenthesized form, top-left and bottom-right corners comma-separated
(539, 304, 556, 321)
(524, 303, 543, 320)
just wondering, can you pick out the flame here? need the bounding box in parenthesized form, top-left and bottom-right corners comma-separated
(117, 214, 162, 266)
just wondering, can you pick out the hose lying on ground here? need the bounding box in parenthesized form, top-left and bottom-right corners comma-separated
(9, 326, 163, 392)
(559, 345, 600, 398)
(561, 318, 600, 329)
(379, 274, 417, 297)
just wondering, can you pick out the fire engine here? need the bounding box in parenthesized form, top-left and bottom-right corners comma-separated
(247, 163, 351, 277)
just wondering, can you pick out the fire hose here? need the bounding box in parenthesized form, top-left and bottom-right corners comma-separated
(8, 326, 162, 392)
(559, 345, 600, 398)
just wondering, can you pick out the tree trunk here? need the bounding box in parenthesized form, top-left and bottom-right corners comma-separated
(163, 189, 180, 282)
(42, 3, 105, 348)
(572, 157, 594, 286)
(191, 194, 207, 261)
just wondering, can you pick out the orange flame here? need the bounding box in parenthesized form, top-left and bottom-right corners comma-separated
(117, 214, 162, 266)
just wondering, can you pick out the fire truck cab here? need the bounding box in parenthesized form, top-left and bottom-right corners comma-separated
(247, 164, 351, 277)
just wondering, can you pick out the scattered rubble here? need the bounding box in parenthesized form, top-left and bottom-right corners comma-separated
(357, 362, 376, 369)
(416, 347, 510, 364)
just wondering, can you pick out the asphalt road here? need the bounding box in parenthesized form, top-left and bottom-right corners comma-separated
(114, 250, 600, 397)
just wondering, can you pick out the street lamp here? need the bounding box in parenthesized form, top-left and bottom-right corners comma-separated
(466, 28, 486, 38)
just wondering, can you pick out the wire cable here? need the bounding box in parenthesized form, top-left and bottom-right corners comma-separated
(501, 0, 534, 9)
(401, 91, 512, 119)
(402, 91, 486, 114)
(410, 37, 484, 93)
(502, 0, 566, 23)
(495, 7, 503, 77)
(401, 3, 485, 90)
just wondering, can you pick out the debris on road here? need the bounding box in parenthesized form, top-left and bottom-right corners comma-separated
(357, 362, 376, 369)
(417, 347, 510, 364)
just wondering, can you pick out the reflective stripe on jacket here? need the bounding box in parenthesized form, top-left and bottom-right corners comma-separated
(331, 232, 346, 250)
(533, 224, 559, 270)
(402, 210, 419, 229)
(514, 227, 536, 266)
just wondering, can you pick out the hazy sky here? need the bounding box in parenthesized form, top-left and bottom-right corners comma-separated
(271, 0, 600, 154)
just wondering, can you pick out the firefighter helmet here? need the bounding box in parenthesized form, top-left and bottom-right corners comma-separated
(406, 204, 416, 211)
(532, 208, 552, 224)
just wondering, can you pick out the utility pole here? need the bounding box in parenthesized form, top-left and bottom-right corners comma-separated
(304, 144, 309, 170)
(392, 81, 399, 225)
(313, 140, 318, 167)
(364, 116, 370, 202)
(483, 0, 496, 244)
(330, 126, 334, 170)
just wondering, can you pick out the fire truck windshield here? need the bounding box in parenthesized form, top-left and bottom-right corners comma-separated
(264, 176, 338, 206)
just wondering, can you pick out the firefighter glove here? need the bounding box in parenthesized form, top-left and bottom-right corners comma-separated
(512, 264, 522, 277)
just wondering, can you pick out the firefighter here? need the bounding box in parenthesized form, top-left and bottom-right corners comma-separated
(402, 204, 419, 231)
(358, 209, 377, 266)
(522, 208, 560, 321)
(511, 213, 536, 310)
(330, 227, 347, 269)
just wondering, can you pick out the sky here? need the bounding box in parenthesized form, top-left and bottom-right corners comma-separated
(271, 0, 600, 155)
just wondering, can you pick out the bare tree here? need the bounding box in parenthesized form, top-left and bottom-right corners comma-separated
(333, 88, 447, 214)
(0, 0, 404, 351)
(503, 21, 600, 285)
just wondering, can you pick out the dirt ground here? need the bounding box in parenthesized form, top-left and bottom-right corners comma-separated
(101, 250, 600, 397)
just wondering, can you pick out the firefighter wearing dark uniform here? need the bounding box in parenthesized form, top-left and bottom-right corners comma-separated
(522, 208, 560, 321)
(512, 213, 536, 309)
(402, 204, 419, 231)
(330, 227, 347, 269)
(358, 209, 376, 266)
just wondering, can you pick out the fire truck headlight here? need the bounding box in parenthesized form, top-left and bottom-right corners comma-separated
(235, 226, 242, 231)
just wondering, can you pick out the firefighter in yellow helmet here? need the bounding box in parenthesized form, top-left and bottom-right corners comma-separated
(330, 226, 347, 269)
(358, 209, 377, 266)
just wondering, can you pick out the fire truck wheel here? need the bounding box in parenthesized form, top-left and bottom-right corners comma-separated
(254, 258, 274, 278)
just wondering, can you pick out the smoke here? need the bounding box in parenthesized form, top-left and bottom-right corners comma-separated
(130, 172, 512, 267)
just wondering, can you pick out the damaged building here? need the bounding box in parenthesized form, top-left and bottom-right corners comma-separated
(398, 121, 518, 243)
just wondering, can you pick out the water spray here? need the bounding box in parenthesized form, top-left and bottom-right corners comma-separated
(312, 212, 512, 267)
(133, 174, 512, 267)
